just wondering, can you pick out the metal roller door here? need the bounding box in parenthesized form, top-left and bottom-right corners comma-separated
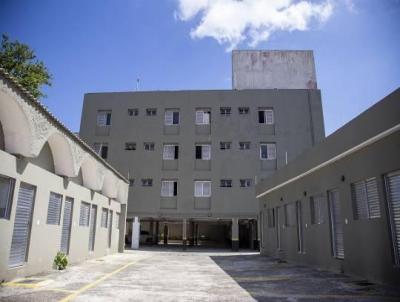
(108, 211, 113, 248)
(328, 189, 344, 259)
(296, 200, 304, 253)
(60, 197, 73, 254)
(9, 183, 36, 267)
(385, 170, 400, 265)
(89, 205, 97, 251)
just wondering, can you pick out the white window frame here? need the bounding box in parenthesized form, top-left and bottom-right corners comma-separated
(239, 142, 250, 150)
(220, 142, 231, 150)
(195, 110, 210, 125)
(194, 181, 211, 197)
(240, 179, 252, 188)
(260, 143, 276, 160)
(163, 145, 177, 160)
(165, 110, 179, 125)
(161, 180, 176, 197)
(97, 110, 111, 126)
(144, 142, 155, 151)
(259, 109, 274, 125)
(239, 107, 249, 115)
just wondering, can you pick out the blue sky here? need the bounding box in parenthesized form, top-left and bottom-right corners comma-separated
(0, 0, 399, 134)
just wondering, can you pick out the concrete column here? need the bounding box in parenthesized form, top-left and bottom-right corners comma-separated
(254, 219, 260, 250)
(118, 204, 127, 253)
(231, 218, 239, 251)
(182, 219, 187, 250)
(131, 216, 140, 250)
(257, 215, 262, 250)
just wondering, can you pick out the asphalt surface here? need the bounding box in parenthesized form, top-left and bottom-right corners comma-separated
(1, 247, 399, 301)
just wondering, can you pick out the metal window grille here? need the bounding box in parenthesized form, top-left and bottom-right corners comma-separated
(46, 192, 62, 225)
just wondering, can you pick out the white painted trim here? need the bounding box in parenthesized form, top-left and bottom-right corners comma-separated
(256, 123, 400, 199)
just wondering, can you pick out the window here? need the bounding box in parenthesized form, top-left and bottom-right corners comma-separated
(161, 180, 178, 197)
(46, 192, 63, 225)
(220, 179, 232, 188)
(194, 181, 211, 197)
(310, 194, 324, 224)
(125, 142, 136, 151)
(146, 108, 157, 116)
(267, 208, 275, 228)
(260, 143, 276, 160)
(165, 110, 179, 125)
(238, 107, 249, 115)
(239, 142, 250, 150)
(141, 179, 153, 187)
(284, 203, 296, 227)
(79, 202, 90, 226)
(101, 208, 108, 228)
(129, 179, 135, 187)
(0, 176, 15, 219)
(163, 144, 179, 160)
(128, 108, 138, 116)
(97, 110, 112, 126)
(240, 179, 252, 187)
(93, 143, 108, 159)
(258, 108, 274, 124)
(220, 107, 231, 116)
(351, 177, 381, 220)
(195, 109, 211, 125)
(115, 213, 120, 229)
(195, 144, 211, 160)
(144, 142, 155, 151)
(220, 142, 231, 150)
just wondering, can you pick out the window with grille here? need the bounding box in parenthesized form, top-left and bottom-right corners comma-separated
(260, 143, 276, 160)
(125, 142, 136, 151)
(79, 202, 90, 226)
(144, 142, 155, 151)
(310, 194, 325, 224)
(146, 108, 157, 116)
(194, 181, 211, 197)
(267, 208, 275, 228)
(163, 144, 179, 160)
(127, 108, 138, 116)
(284, 203, 296, 227)
(0, 176, 15, 219)
(195, 144, 211, 160)
(161, 180, 178, 197)
(195, 109, 211, 125)
(101, 208, 108, 228)
(240, 179, 252, 188)
(220, 179, 232, 187)
(165, 110, 180, 125)
(220, 142, 231, 150)
(141, 179, 153, 187)
(46, 192, 63, 225)
(351, 177, 381, 220)
(220, 107, 231, 116)
(258, 108, 274, 124)
(238, 107, 249, 115)
(97, 110, 112, 126)
(239, 142, 251, 150)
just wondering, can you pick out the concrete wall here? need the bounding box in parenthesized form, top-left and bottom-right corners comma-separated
(256, 89, 400, 286)
(79, 89, 325, 224)
(0, 149, 122, 281)
(232, 50, 317, 90)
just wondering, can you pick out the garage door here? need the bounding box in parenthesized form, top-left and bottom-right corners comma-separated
(89, 204, 97, 251)
(60, 197, 73, 254)
(328, 189, 344, 259)
(9, 183, 36, 267)
(385, 170, 400, 265)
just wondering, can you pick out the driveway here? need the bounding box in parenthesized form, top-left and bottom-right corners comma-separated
(1, 248, 399, 301)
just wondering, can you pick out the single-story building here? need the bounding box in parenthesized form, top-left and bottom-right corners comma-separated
(256, 88, 400, 286)
(0, 68, 129, 281)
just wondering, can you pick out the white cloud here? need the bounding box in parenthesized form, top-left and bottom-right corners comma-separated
(175, 0, 334, 50)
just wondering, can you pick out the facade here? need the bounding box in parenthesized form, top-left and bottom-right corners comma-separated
(0, 69, 129, 281)
(256, 89, 400, 285)
(79, 51, 325, 250)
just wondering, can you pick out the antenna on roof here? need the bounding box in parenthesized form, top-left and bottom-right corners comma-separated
(136, 78, 140, 91)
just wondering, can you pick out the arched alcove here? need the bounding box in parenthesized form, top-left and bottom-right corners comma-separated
(102, 171, 118, 199)
(46, 132, 77, 177)
(28, 142, 55, 173)
(80, 156, 104, 191)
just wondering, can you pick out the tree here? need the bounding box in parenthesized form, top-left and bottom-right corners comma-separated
(0, 34, 52, 99)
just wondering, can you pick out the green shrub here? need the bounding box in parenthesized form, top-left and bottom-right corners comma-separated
(54, 251, 68, 270)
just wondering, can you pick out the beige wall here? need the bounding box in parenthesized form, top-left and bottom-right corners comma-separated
(0, 149, 122, 281)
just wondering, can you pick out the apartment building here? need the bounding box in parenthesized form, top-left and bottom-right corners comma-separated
(79, 50, 325, 250)
(256, 89, 400, 285)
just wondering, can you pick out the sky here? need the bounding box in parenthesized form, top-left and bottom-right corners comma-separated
(0, 0, 399, 135)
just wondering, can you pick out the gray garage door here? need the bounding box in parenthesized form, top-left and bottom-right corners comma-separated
(60, 197, 73, 254)
(89, 204, 97, 251)
(108, 210, 113, 248)
(9, 183, 36, 267)
(328, 189, 344, 259)
(385, 170, 400, 265)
